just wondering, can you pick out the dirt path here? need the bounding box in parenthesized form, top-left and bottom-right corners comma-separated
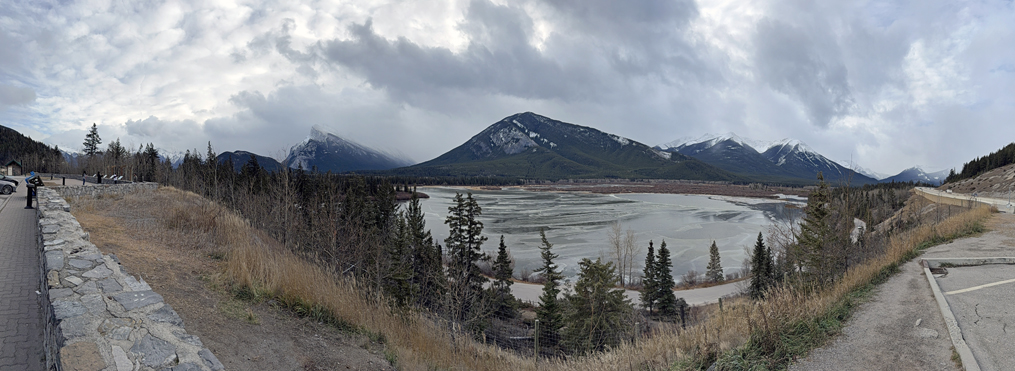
(788, 258, 959, 371)
(71, 192, 394, 371)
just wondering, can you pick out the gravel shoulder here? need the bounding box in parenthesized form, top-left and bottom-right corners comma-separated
(788, 258, 959, 371)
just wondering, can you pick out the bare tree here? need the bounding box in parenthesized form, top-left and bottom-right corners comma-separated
(608, 221, 640, 287)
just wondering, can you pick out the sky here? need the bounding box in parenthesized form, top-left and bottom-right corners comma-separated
(1, 0, 1014, 177)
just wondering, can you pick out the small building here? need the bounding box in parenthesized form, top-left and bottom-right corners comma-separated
(4, 160, 23, 176)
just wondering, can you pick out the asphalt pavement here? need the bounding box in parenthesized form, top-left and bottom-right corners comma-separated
(934, 265, 1015, 371)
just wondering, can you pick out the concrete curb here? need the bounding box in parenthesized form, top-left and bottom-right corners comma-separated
(921, 260, 980, 371)
(923, 257, 1015, 268)
(0, 192, 10, 213)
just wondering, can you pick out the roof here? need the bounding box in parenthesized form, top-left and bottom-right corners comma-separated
(4, 160, 22, 167)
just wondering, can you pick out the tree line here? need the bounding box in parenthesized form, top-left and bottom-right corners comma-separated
(945, 142, 1015, 184)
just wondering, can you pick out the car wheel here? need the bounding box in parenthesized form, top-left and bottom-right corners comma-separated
(1, 185, 12, 195)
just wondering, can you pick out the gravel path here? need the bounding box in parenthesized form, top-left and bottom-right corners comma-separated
(789, 259, 959, 371)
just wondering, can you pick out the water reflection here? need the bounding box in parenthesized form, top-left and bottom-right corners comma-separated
(418, 187, 801, 282)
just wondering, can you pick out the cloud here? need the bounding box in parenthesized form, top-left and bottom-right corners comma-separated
(0, 84, 36, 108)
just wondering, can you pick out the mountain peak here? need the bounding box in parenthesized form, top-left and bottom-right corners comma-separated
(285, 126, 412, 172)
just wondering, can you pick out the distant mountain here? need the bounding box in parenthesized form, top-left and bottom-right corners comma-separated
(217, 151, 285, 172)
(848, 164, 888, 181)
(392, 112, 738, 180)
(881, 167, 949, 185)
(655, 133, 877, 185)
(284, 126, 412, 173)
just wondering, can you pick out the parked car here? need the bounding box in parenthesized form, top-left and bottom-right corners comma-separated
(0, 175, 18, 195)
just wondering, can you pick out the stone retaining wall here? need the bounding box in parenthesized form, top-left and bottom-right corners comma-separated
(50, 183, 159, 199)
(37, 187, 223, 371)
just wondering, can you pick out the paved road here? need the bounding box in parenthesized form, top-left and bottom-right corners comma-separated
(935, 265, 1015, 371)
(509, 278, 744, 307)
(0, 185, 45, 371)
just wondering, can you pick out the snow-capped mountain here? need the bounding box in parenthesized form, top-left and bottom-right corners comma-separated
(395, 112, 735, 180)
(846, 164, 888, 181)
(655, 134, 877, 185)
(284, 126, 413, 173)
(881, 167, 950, 185)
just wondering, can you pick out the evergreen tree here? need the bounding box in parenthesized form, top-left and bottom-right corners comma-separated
(749, 232, 770, 300)
(106, 138, 126, 164)
(534, 229, 563, 346)
(491, 235, 516, 318)
(796, 172, 835, 283)
(562, 258, 632, 354)
(706, 240, 724, 283)
(405, 191, 444, 310)
(654, 240, 680, 319)
(444, 193, 490, 329)
(640, 241, 658, 313)
(83, 123, 102, 157)
(384, 214, 414, 307)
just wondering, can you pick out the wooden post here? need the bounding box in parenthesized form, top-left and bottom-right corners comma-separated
(534, 319, 540, 368)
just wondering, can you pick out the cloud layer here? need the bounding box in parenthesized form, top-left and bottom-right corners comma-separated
(1, 0, 1013, 174)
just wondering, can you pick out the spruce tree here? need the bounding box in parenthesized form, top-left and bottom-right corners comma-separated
(491, 235, 517, 318)
(706, 240, 724, 283)
(796, 172, 833, 283)
(405, 191, 444, 311)
(562, 258, 632, 354)
(749, 232, 769, 300)
(534, 229, 563, 346)
(654, 240, 679, 319)
(640, 241, 658, 314)
(83, 123, 101, 157)
(444, 192, 489, 327)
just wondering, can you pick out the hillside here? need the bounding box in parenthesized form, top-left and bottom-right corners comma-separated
(939, 162, 1015, 199)
(0, 124, 64, 173)
(390, 112, 739, 181)
(881, 167, 949, 185)
(217, 151, 285, 172)
(945, 142, 1015, 184)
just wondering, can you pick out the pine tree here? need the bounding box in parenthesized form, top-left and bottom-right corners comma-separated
(534, 229, 563, 346)
(796, 172, 834, 283)
(749, 232, 770, 300)
(706, 240, 724, 283)
(654, 240, 679, 319)
(444, 193, 489, 328)
(491, 235, 516, 318)
(83, 123, 102, 157)
(405, 191, 444, 311)
(562, 258, 632, 354)
(640, 241, 658, 313)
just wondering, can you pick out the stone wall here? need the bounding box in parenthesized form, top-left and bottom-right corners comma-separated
(36, 187, 223, 371)
(50, 182, 159, 199)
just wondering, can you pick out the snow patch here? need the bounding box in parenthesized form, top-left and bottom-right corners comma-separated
(609, 134, 630, 146)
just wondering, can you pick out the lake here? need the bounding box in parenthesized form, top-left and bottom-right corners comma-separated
(418, 187, 802, 283)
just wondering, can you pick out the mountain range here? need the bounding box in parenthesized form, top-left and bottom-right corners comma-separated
(655, 133, 877, 185)
(217, 151, 285, 172)
(386, 112, 736, 180)
(283, 126, 412, 173)
(879, 167, 950, 185)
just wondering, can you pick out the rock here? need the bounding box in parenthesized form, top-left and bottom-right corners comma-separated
(200, 348, 225, 371)
(45, 251, 64, 270)
(47, 270, 61, 288)
(915, 327, 939, 339)
(53, 300, 87, 319)
(174, 331, 203, 347)
(74, 253, 103, 262)
(65, 276, 84, 287)
(44, 238, 65, 246)
(82, 265, 113, 279)
(148, 305, 184, 327)
(80, 294, 106, 314)
(68, 259, 94, 269)
(60, 341, 104, 371)
(42, 224, 60, 234)
(97, 278, 123, 293)
(49, 288, 74, 300)
(74, 281, 99, 295)
(111, 345, 132, 371)
(130, 334, 178, 368)
(112, 290, 164, 311)
(123, 275, 151, 291)
(170, 363, 203, 371)
(59, 314, 97, 342)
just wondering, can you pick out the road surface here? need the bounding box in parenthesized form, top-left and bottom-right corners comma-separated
(916, 187, 1013, 214)
(509, 279, 744, 307)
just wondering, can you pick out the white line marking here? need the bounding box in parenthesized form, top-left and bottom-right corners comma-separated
(945, 278, 1015, 295)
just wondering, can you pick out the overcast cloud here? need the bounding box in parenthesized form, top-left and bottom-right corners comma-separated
(1, 0, 1013, 175)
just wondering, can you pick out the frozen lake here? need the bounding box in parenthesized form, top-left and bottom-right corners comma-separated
(418, 187, 802, 282)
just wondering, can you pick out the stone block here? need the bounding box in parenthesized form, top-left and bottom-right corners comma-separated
(81, 294, 106, 314)
(45, 250, 64, 270)
(130, 334, 178, 368)
(112, 290, 164, 311)
(50, 288, 74, 300)
(42, 224, 60, 234)
(74, 281, 98, 295)
(82, 265, 113, 279)
(47, 270, 62, 288)
(171, 362, 203, 371)
(97, 278, 123, 293)
(59, 315, 98, 342)
(53, 300, 87, 319)
(111, 345, 132, 371)
(60, 341, 104, 371)
(68, 258, 94, 269)
(200, 348, 225, 371)
(65, 276, 84, 286)
(148, 304, 184, 327)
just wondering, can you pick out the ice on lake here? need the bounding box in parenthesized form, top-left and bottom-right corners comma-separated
(418, 187, 802, 282)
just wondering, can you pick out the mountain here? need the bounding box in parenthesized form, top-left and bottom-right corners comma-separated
(392, 112, 738, 180)
(217, 151, 285, 172)
(881, 167, 949, 185)
(848, 164, 888, 181)
(0, 124, 64, 173)
(284, 126, 412, 173)
(655, 134, 877, 185)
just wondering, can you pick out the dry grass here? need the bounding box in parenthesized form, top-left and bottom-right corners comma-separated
(91, 186, 990, 370)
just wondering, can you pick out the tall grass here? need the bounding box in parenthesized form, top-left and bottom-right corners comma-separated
(127, 186, 990, 370)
